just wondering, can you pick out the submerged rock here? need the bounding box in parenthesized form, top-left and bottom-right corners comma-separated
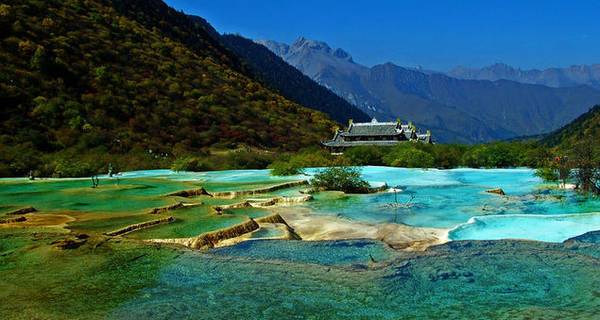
(5, 206, 37, 216)
(485, 188, 505, 195)
(151, 214, 300, 249)
(166, 187, 211, 198)
(0, 216, 26, 224)
(255, 213, 288, 225)
(212, 201, 252, 214)
(214, 196, 313, 214)
(148, 202, 185, 214)
(210, 180, 308, 198)
(253, 195, 313, 207)
(565, 230, 600, 244)
(54, 238, 87, 250)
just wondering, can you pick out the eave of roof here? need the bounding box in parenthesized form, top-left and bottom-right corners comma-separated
(322, 140, 405, 147)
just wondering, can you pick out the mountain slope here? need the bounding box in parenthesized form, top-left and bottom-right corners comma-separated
(219, 34, 370, 123)
(448, 63, 600, 90)
(542, 105, 600, 147)
(364, 64, 600, 136)
(186, 17, 369, 123)
(258, 37, 600, 143)
(0, 0, 336, 176)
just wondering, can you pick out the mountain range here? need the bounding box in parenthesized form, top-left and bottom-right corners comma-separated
(448, 63, 600, 90)
(256, 38, 600, 143)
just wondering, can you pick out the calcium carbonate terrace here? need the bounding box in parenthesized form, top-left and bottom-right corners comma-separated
(2, 167, 600, 319)
(3, 166, 598, 244)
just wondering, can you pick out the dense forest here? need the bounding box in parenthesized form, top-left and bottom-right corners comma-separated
(266, 142, 552, 174)
(0, 0, 337, 177)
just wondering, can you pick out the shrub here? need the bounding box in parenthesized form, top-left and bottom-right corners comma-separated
(383, 144, 435, 168)
(269, 147, 347, 175)
(461, 145, 489, 168)
(218, 151, 274, 170)
(296, 146, 340, 167)
(268, 155, 304, 176)
(433, 144, 466, 168)
(310, 167, 370, 193)
(485, 142, 518, 167)
(171, 156, 215, 172)
(570, 140, 600, 193)
(534, 167, 559, 183)
(52, 159, 97, 177)
(344, 145, 386, 165)
(522, 145, 552, 168)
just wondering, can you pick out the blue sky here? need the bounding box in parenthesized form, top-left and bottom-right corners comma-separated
(164, 0, 600, 71)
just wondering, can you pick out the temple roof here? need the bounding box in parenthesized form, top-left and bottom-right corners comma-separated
(341, 121, 402, 136)
(416, 134, 431, 143)
(322, 118, 432, 148)
(322, 140, 404, 147)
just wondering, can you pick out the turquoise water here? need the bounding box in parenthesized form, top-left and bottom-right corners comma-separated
(111, 238, 600, 319)
(248, 227, 286, 239)
(98, 169, 300, 183)
(3, 167, 600, 318)
(291, 167, 600, 242)
(2, 167, 599, 242)
(173, 165, 600, 242)
(209, 239, 397, 265)
(449, 213, 600, 242)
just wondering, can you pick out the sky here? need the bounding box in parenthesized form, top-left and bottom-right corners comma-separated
(164, 0, 600, 71)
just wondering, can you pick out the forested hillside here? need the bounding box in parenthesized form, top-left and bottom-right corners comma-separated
(0, 0, 336, 176)
(542, 105, 600, 148)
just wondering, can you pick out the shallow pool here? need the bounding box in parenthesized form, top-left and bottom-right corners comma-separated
(2, 167, 599, 242)
(294, 167, 600, 242)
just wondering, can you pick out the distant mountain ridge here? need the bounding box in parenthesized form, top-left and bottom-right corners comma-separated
(448, 63, 600, 90)
(256, 37, 600, 143)
(255, 38, 374, 111)
(219, 35, 370, 124)
(185, 20, 370, 124)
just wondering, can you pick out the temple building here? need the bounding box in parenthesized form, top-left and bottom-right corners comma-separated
(322, 118, 432, 153)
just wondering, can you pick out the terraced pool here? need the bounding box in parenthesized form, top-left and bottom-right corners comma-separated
(1, 167, 600, 319)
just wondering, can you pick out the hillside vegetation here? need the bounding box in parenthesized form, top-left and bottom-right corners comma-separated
(0, 0, 336, 177)
(542, 105, 600, 148)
